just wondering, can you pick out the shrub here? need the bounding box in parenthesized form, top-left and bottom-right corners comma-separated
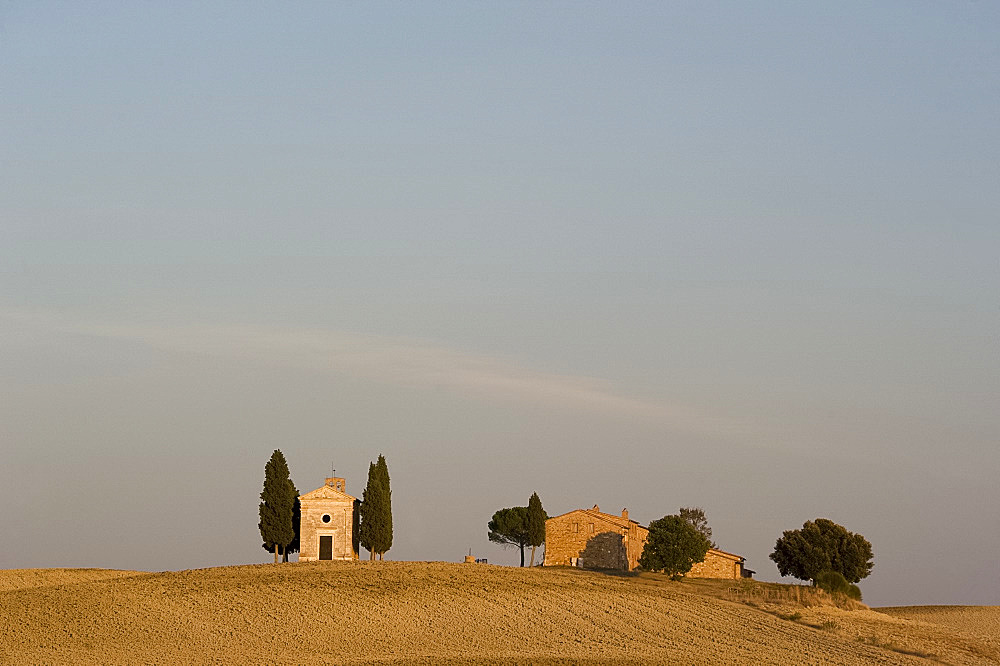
(815, 570, 850, 595)
(815, 570, 863, 602)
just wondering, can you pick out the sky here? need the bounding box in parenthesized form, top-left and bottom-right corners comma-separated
(1, 2, 998, 607)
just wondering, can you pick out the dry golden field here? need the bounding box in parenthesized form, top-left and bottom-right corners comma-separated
(1, 561, 997, 664)
(878, 606, 1000, 656)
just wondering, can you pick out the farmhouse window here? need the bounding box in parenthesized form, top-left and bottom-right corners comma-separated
(573, 522, 579, 532)
(589, 523, 594, 533)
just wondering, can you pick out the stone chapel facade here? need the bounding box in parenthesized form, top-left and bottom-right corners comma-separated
(298, 477, 359, 562)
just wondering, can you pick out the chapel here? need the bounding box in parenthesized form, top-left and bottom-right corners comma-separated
(297, 477, 359, 562)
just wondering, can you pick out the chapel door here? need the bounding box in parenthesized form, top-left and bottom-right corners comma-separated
(319, 535, 333, 560)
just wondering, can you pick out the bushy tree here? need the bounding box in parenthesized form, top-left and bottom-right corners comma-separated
(679, 507, 717, 548)
(488, 506, 530, 566)
(258, 449, 297, 563)
(638, 514, 711, 577)
(769, 518, 874, 584)
(526, 492, 548, 566)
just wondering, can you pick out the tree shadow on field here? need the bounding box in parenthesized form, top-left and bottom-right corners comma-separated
(554, 564, 638, 579)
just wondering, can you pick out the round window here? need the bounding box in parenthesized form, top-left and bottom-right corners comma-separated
(322, 514, 331, 523)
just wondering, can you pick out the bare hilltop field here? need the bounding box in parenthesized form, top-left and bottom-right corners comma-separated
(2, 562, 997, 665)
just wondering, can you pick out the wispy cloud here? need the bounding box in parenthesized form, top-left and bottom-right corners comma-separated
(2, 308, 742, 437)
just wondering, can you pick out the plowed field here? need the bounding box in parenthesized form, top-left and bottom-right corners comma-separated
(2, 562, 996, 664)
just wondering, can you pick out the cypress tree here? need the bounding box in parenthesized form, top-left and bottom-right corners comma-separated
(352, 497, 361, 556)
(284, 482, 301, 563)
(526, 492, 547, 566)
(258, 449, 296, 563)
(359, 461, 381, 560)
(374, 454, 392, 559)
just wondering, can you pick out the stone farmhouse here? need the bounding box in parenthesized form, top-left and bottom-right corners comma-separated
(543, 505, 752, 579)
(297, 477, 360, 562)
(544, 506, 648, 571)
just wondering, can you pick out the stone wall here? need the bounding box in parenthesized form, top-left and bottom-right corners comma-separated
(625, 524, 646, 570)
(581, 531, 628, 570)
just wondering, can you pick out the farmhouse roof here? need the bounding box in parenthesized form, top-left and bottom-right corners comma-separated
(706, 547, 745, 562)
(548, 507, 647, 530)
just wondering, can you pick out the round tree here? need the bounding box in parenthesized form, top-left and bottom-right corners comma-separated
(638, 514, 711, 577)
(769, 518, 874, 584)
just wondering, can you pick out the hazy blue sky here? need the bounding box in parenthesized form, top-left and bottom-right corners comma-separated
(2, 2, 997, 606)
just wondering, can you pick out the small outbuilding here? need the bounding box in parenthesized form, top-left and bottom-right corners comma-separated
(298, 477, 359, 562)
(688, 548, 753, 580)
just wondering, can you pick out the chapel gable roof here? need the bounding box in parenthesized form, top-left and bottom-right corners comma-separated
(299, 483, 356, 502)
